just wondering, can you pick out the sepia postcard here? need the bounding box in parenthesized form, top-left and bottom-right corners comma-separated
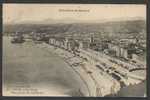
(2, 4, 147, 97)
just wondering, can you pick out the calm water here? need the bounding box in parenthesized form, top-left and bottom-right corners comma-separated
(3, 36, 146, 97)
(3, 36, 88, 96)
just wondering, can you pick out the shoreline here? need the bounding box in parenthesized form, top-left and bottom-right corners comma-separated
(39, 42, 146, 97)
(39, 42, 121, 96)
(3, 36, 146, 97)
(3, 36, 88, 96)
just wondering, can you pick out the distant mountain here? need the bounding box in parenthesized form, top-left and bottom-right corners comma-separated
(3, 18, 146, 39)
(4, 17, 145, 25)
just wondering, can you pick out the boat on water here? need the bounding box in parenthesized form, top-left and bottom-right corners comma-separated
(11, 32, 25, 43)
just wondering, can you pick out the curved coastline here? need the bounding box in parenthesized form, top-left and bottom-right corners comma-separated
(38, 43, 121, 97)
(3, 36, 89, 96)
(36, 43, 91, 96)
(3, 36, 146, 97)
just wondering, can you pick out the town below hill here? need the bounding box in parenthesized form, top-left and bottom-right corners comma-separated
(3, 19, 146, 39)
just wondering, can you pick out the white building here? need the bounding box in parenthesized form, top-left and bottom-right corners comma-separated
(108, 43, 128, 59)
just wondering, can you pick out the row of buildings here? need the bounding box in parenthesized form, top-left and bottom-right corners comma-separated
(12, 31, 145, 66)
(48, 34, 146, 64)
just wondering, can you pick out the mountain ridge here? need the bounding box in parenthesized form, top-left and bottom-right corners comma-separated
(4, 17, 145, 25)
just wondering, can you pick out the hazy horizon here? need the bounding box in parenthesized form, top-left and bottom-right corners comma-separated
(3, 4, 146, 24)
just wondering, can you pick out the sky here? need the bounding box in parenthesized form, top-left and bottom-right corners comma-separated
(3, 4, 146, 24)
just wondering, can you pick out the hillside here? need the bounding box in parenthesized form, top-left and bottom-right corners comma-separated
(3, 19, 146, 39)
